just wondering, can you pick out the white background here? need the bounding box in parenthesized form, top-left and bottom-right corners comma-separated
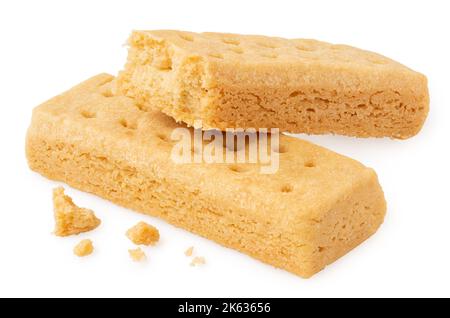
(0, 0, 449, 298)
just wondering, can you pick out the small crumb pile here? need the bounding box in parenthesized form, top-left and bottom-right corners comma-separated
(73, 239, 94, 257)
(126, 221, 160, 262)
(128, 247, 146, 262)
(126, 221, 160, 246)
(53, 187, 101, 236)
(185, 246, 206, 266)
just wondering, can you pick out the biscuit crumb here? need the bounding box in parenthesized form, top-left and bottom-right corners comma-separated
(53, 187, 101, 236)
(184, 246, 194, 257)
(73, 239, 94, 257)
(190, 256, 206, 266)
(128, 247, 146, 262)
(126, 221, 160, 246)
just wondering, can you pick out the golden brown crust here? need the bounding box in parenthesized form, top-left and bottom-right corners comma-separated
(117, 30, 429, 139)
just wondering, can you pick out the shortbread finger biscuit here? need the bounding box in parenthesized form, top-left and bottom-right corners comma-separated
(117, 30, 429, 139)
(73, 239, 94, 257)
(26, 74, 387, 278)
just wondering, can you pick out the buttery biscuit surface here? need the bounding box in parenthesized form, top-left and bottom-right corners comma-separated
(117, 30, 429, 139)
(27, 74, 387, 278)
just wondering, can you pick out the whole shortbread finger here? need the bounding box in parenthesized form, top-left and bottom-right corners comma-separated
(26, 74, 386, 278)
(117, 30, 429, 139)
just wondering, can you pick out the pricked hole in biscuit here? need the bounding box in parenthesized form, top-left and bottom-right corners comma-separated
(119, 119, 137, 130)
(135, 103, 147, 112)
(222, 38, 240, 45)
(281, 184, 293, 193)
(81, 110, 96, 119)
(208, 52, 224, 59)
(364, 206, 371, 210)
(304, 160, 315, 168)
(228, 46, 244, 54)
(318, 246, 326, 252)
(119, 119, 127, 128)
(228, 164, 249, 173)
(179, 33, 194, 41)
(306, 108, 316, 113)
(273, 144, 288, 154)
(157, 63, 172, 71)
(357, 104, 367, 109)
(289, 91, 305, 98)
(260, 53, 278, 59)
(101, 90, 113, 98)
(157, 133, 169, 142)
